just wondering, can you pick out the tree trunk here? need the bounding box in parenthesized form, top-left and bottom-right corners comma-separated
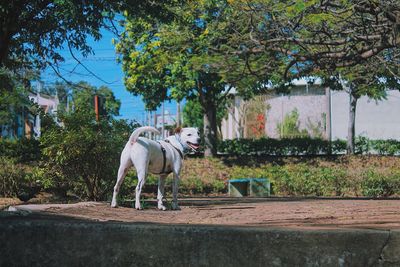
(203, 102, 218, 157)
(198, 79, 218, 157)
(347, 91, 358, 154)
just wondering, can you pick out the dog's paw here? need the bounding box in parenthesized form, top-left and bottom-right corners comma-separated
(110, 201, 118, 208)
(135, 203, 143, 210)
(158, 204, 167, 211)
(171, 203, 181, 210)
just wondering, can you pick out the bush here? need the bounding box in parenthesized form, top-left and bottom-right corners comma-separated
(268, 165, 347, 196)
(181, 177, 204, 194)
(218, 137, 333, 156)
(0, 157, 25, 197)
(218, 137, 400, 156)
(40, 112, 137, 201)
(361, 170, 400, 197)
(0, 138, 41, 163)
(372, 140, 400, 155)
(0, 157, 40, 200)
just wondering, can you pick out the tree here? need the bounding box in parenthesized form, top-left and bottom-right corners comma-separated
(0, 0, 174, 136)
(116, 0, 271, 156)
(223, 0, 400, 80)
(323, 57, 400, 154)
(0, 1, 174, 74)
(183, 98, 228, 138)
(44, 80, 121, 119)
(0, 70, 33, 137)
(183, 100, 204, 131)
(70, 81, 121, 118)
(222, 0, 400, 153)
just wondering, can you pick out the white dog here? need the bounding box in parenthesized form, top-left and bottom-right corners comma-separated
(111, 126, 200, 210)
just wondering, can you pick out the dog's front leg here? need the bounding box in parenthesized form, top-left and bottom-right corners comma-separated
(157, 175, 167, 211)
(171, 172, 181, 210)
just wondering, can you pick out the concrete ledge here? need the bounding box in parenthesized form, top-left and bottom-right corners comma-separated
(0, 213, 399, 267)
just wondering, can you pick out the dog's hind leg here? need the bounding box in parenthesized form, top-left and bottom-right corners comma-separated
(157, 175, 168, 211)
(135, 168, 147, 210)
(111, 154, 132, 208)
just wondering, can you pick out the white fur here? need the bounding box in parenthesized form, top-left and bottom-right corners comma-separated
(111, 126, 200, 210)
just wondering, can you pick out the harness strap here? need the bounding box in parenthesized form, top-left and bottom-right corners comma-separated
(155, 141, 169, 175)
(164, 139, 184, 159)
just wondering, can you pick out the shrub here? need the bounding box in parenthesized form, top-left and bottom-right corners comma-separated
(276, 108, 309, 138)
(361, 170, 400, 197)
(259, 164, 349, 197)
(0, 138, 41, 163)
(218, 137, 333, 156)
(0, 157, 25, 197)
(372, 140, 400, 155)
(40, 112, 137, 200)
(181, 177, 204, 194)
(275, 165, 325, 196)
(0, 157, 40, 200)
(355, 136, 371, 154)
(218, 137, 400, 156)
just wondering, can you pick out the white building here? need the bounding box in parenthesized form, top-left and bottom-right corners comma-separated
(1, 92, 59, 139)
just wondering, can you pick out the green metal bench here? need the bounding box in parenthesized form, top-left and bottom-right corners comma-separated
(228, 178, 270, 197)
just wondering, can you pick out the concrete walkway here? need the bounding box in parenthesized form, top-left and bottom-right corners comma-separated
(6, 197, 400, 230)
(1, 198, 400, 266)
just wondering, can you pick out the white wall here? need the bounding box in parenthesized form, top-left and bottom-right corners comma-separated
(331, 90, 400, 140)
(221, 89, 400, 141)
(266, 94, 328, 138)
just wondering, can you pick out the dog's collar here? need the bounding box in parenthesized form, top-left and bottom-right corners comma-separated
(174, 133, 192, 153)
(164, 139, 184, 159)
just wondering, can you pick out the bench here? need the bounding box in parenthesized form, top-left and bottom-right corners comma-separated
(228, 178, 270, 197)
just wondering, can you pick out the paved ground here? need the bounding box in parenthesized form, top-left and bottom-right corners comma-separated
(7, 197, 400, 230)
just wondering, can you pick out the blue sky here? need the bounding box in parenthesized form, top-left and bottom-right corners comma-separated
(41, 28, 179, 124)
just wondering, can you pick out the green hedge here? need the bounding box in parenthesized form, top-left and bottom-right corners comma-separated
(218, 137, 400, 156)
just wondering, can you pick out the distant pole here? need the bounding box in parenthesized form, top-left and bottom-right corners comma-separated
(177, 101, 181, 127)
(94, 95, 99, 122)
(162, 102, 165, 139)
(154, 109, 157, 140)
(147, 110, 151, 138)
(327, 87, 333, 154)
(35, 82, 42, 138)
(280, 93, 284, 138)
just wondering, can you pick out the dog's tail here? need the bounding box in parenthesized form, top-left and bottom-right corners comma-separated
(129, 126, 160, 144)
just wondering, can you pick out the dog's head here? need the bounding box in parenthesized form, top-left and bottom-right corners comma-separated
(176, 127, 201, 151)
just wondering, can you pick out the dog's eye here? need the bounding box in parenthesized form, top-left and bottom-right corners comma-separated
(187, 134, 192, 136)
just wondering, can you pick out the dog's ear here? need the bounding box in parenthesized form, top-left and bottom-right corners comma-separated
(175, 127, 182, 134)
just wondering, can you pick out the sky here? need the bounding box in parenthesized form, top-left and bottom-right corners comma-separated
(41, 28, 179, 125)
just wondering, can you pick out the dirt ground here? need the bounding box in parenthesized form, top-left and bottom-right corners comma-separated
(5, 197, 400, 230)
